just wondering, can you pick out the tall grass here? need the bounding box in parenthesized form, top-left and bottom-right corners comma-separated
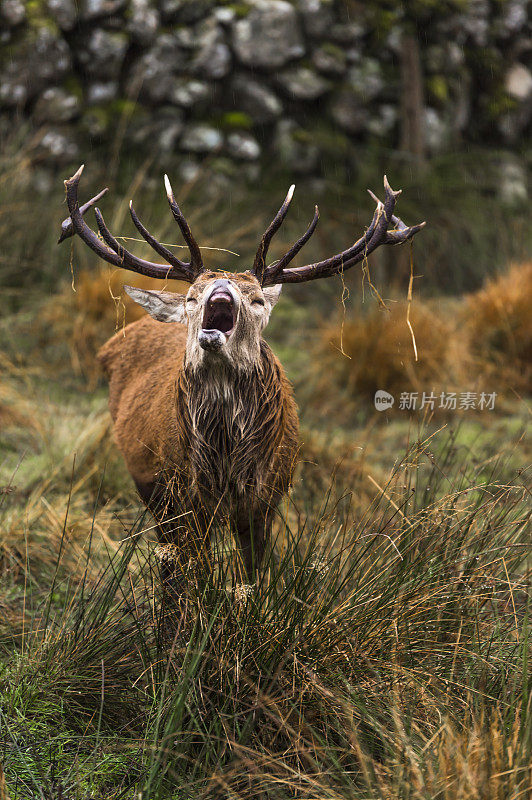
(1, 430, 530, 798)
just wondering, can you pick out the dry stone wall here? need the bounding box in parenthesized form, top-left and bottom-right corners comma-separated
(1, 0, 531, 176)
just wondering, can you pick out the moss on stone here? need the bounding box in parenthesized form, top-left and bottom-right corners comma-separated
(220, 111, 253, 130)
(319, 42, 346, 61)
(427, 75, 449, 104)
(221, 2, 251, 18)
(26, 0, 59, 33)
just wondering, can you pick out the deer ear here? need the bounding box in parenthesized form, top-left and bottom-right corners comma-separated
(124, 286, 187, 323)
(263, 284, 282, 308)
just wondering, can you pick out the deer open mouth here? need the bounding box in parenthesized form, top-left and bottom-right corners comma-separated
(202, 290, 236, 337)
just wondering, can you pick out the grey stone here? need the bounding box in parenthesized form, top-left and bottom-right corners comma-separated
(37, 129, 80, 162)
(347, 60, 383, 101)
(213, 6, 235, 25)
(498, 157, 528, 205)
(274, 119, 319, 174)
(169, 78, 212, 109)
(499, 64, 532, 143)
(495, 0, 528, 35)
(159, 0, 182, 21)
(33, 169, 55, 195)
(173, 26, 197, 49)
(425, 43, 465, 73)
(345, 47, 362, 65)
(312, 45, 347, 78)
(241, 163, 261, 182)
(86, 81, 119, 105)
(77, 29, 128, 81)
(384, 27, 402, 57)
(0, 29, 71, 107)
(0, 0, 25, 26)
(34, 29, 72, 77)
(297, 0, 334, 38)
(329, 22, 366, 45)
(160, 0, 212, 23)
(180, 124, 223, 153)
(175, 0, 213, 24)
(505, 63, 532, 101)
(330, 90, 367, 135)
(191, 19, 231, 79)
(127, 35, 187, 104)
(498, 97, 532, 144)
(81, 0, 127, 20)
(226, 132, 261, 160)
(34, 87, 80, 123)
(0, 77, 28, 108)
(460, 0, 490, 47)
(47, 0, 77, 29)
(366, 104, 397, 137)
(424, 108, 450, 152)
(230, 76, 282, 124)
(131, 108, 185, 153)
(128, 0, 160, 46)
(178, 159, 202, 183)
(232, 0, 305, 69)
(276, 67, 331, 101)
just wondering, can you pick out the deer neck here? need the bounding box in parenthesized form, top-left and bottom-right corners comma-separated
(177, 342, 284, 497)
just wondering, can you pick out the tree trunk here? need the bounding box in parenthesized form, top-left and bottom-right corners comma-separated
(399, 30, 426, 168)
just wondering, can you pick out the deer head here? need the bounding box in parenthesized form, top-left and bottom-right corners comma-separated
(124, 272, 282, 371)
(60, 165, 425, 370)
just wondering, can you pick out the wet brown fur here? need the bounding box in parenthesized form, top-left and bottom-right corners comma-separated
(97, 274, 299, 577)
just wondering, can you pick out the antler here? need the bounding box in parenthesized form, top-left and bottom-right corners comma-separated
(257, 177, 425, 287)
(60, 165, 204, 282)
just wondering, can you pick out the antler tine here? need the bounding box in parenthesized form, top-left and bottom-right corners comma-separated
(252, 184, 295, 284)
(61, 165, 200, 282)
(367, 187, 427, 244)
(164, 175, 203, 276)
(129, 201, 191, 270)
(94, 206, 197, 280)
(385, 221, 426, 244)
(58, 185, 109, 244)
(261, 195, 384, 287)
(263, 205, 320, 284)
(263, 176, 425, 285)
(64, 166, 124, 268)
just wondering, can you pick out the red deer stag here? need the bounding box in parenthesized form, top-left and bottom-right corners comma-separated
(60, 165, 424, 582)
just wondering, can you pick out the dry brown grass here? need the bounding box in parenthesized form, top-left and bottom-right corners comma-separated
(41, 267, 189, 387)
(319, 297, 462, 402)
(353, 703, 531, 800)
(316, 261, 532, 411)
(463, 260, 532, 392)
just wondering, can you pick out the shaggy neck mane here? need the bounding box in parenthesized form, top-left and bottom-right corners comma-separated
(175, 341, 285, 499)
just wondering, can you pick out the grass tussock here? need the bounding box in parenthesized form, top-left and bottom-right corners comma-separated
(0, 431, 530, 798)
(319, 298, 459, 401)
(465, 260, 532, 392)
(317, 261, 532, 412)
(42, 267, 189, 387)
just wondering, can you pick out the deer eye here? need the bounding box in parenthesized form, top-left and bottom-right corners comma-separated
(252, 298, 265, 306)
